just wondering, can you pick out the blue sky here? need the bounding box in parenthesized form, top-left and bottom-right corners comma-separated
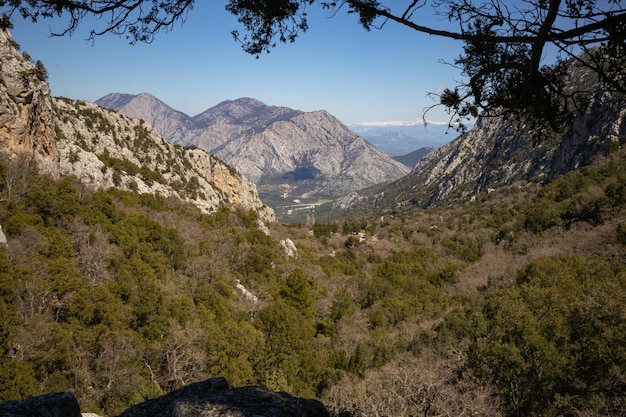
(8, 2, 466, 125)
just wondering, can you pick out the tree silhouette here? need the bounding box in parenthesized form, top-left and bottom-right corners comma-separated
(4, 1, 626, 126)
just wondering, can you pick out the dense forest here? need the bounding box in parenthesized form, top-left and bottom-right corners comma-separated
(0, 142, 625, 417)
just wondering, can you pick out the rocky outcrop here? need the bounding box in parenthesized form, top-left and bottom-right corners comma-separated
(0, 29, 274, 222)
(0, 28, 57, 175)
(53, 98, 274, 221)
(338, 51, 626, 210)
(0, 392, 81, 417)
(96, 95, 410, 200)
(119, 377, 328, 417)
(279, 238, 298, 258)
(0, 378, 329, 417)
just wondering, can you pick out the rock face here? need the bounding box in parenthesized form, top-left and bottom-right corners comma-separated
(0, 28, 57, 175)
(340, 51, 626, 210)
(0, 379, 329, 417)
(96, 95, 410, 200)
(0, 30, 274, 222)
(53, 98, 274, 221)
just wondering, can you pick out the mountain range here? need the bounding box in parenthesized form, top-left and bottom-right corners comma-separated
(3, 22, 622, 225)
(0, 28, 274, 222)
(95, 94, 411, 221)
(2, 26, 626, 417)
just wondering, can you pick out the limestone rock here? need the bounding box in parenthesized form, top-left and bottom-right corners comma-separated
(0, 29, 274, 222)
(52, 98, 274, 222)
(279, 238, 298, 258)
(339, 49, 626, 210)
(116, 377, 329, 417)
(0, 28, 57, 175)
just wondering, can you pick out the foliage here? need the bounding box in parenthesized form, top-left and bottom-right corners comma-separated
(341, 219, 367, 235)
(33, 60, 48, 81)
(278, 269, 315, 318)
(0, 13, 13, 30)
(254, 300, 323, 396)
(469, 255, 626, 416)
(224, 0, 626, 128)
(312, 222, 337, 239)
(0, 149, 625, 416)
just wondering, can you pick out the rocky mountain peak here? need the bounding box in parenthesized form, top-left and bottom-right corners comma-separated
(97, 93, 410, 220)
(96, 92, 192, 142)
(192, 97, 304, 129)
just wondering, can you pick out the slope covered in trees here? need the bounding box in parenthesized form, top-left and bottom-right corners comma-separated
(0, 137, 625, 416)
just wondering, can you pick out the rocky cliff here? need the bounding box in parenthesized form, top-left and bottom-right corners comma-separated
(337, 51, 626, 211)
(0, 29, 274, 222)
(96, 95, 410, 213)
(0, 28, 57, 175)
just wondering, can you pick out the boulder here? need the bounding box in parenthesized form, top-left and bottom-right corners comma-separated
(0, 392, 81, 417)
(116, 378, 329, 417)
(0, 378, 329, 417)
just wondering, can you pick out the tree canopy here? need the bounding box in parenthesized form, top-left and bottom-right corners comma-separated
(3, 0, 626, 126)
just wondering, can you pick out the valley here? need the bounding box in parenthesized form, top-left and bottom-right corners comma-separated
(95, 94, 411, 221)
(0, 24, 625, 417)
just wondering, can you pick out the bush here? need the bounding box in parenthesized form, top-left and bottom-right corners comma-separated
(617, 222, 626, 245)
(0, 13, 13, 30)
(312, 222, 337, 238)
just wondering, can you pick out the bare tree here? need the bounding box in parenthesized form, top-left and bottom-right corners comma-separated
(147, 318, 207, 391)
(0, 152, 38, 203)
(325, 349, 502, 417)
(70, 219, 117, 285)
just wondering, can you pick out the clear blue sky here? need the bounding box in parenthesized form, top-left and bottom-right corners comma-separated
(8, 2, 466, 125)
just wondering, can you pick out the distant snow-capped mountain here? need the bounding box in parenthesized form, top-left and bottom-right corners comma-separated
(348, 121, 461, 156)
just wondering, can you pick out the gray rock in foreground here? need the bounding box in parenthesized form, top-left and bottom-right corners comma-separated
(117, 378, 329, 417)
(0, 378, 329, 417)
(0, 392, 81, 417)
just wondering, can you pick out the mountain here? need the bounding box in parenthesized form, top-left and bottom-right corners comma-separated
(0, 29, 274, 222)
(2, 28, 625, 417)
(96, 94, 410, 221)
(94, 92, 193, 141)
(334, 49, 626, 213)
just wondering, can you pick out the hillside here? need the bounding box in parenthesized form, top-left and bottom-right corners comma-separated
(0, 29, 273, 222)
(1, 26, 625, 417)
(335, 51, 626, 214)
(1, 123, 624, 417)
(392, 147, 434, 168)
(96, 94, 410, 221)
(348, 122, 453, 155)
